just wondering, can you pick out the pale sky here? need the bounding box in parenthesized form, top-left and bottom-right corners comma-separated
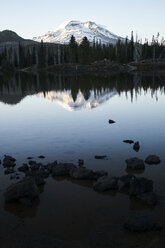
(1, 0, 164, 41)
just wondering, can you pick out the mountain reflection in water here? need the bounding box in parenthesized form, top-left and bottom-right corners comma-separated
(0, 72, 165, 109)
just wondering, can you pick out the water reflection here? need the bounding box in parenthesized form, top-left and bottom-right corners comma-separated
(0, 72, 165, 109)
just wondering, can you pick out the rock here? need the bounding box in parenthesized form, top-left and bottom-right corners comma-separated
(46, 161, 58, 173)
(38, 155, 45, 159)
(35, 171, 45, 185)
(27, 157, 33, 160)
(124, 212, 154, 232)
(94, 170, 108, 179)
(123, 140, 134, 144)
(29, 161, 41, 171)
(70, 167, 108, 180)
(133, 142, 140, 152)
(129, 177, 153, 196)
(78, 159, 84, 166)
(4, 177, 39, 204)
(93, 176, 118, 192)
(25, 169, 46, 185)
(0, 160, 1, 165)
(18, 164, 29, 172)
(52, 163, 76, 176)
(19, 197, 33, 206)
(109, 119, 115, 124)
(39, 167, 50, 178)
(137, 192, 157, 205)
(95, 155, 107, 160)
(4, 168, 15, 175)
(119, 174, 135, 189)
(145, 155, 161, 165)
(3, 155, 16, 168)
(126, 157, 145, 170)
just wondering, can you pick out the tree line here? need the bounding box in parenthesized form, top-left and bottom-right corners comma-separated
(0, 32, 165, 71)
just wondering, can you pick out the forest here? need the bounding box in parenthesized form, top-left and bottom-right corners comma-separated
(0, 32, 165, 71)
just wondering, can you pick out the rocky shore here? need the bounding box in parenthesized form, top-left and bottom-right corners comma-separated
(0, 150, 163, 232)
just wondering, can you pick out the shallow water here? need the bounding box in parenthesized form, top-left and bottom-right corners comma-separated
(0, 71, 165, 247)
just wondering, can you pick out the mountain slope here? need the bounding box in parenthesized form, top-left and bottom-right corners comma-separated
(0, 30, 25, 43)
(33, 20, 125, 45)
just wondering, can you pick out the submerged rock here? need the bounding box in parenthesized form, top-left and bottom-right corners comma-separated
(70, 167, 107, 180)
(93, 176, 118, 192)
(129, 177, 153, 196)
(95, 155, 107, 160)
(38, 155, 45, 159)
(137, 192, 157, 205)
(4, 177, 39, 204)
(124, 212, 160, 232)
(126, 157, 145, 170)
(133, 142, 140, 152)
(145, 155, 161, 165)
(123, 140, 134, 144)
(27, 157, 33, 160)
(3, 155, 16, 168)
(52, 163, 76, 176)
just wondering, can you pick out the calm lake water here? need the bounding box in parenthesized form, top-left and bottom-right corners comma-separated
(0, 72, 165, 247)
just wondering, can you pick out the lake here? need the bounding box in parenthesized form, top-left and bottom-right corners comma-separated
(0, 71, 165, 247)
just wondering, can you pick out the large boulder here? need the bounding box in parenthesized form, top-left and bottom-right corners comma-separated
(4, 177, 39, 204)
(126, 157, 145, 170)
(3, 155, 16, 168)
(145, 155, 161, 165)
(25, 169, 46, 185)
(52, 163, 76, 176)
(93, 176, 118, 192)
(129, 177, 153, 196)
(70, 167, 107, 180)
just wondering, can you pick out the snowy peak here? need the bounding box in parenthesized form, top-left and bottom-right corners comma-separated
(33, 20, 125, 45)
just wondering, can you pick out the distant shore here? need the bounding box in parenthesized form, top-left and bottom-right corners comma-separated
(1, 60, 165, 74)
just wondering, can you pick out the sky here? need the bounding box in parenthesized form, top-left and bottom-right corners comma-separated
(1, 0, 165, 41)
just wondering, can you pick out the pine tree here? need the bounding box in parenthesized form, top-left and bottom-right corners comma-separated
(38, 40, 46, 68)
(69, 35, 78, 63)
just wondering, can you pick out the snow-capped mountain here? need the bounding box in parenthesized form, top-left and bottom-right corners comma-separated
(33, 20, 125, 45)
(37, 89, 117, 111)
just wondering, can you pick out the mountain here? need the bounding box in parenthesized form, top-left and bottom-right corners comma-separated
(0, 30, 37, 50)
(0, 30, 25, 43)
(33, 20, 125, 45)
